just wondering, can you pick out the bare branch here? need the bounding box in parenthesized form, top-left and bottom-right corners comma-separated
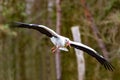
(80, 0, 109, 59)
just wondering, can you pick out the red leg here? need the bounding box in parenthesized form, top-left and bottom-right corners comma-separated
(51, 46, 60, 53)
(51, 46, 56, 51)
(51, 46, 57, 53)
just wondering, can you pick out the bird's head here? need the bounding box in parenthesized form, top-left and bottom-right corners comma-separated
(64, 38, 71, 48)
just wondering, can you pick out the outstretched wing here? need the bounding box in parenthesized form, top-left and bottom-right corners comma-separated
(11, 22, 59, 37)
(70, 41, 114, 71)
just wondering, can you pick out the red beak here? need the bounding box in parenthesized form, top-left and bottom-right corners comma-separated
(66, 41, 71, 48)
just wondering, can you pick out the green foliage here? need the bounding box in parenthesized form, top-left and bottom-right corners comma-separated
(1, 0, 26, 23)
(0, 0, 120, 80)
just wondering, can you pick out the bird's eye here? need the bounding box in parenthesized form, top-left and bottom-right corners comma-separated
(65, 39, 69, 43)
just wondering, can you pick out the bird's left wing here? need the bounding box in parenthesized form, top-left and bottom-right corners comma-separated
(11, 22, 59, 37)
(69, 41, 114, 71)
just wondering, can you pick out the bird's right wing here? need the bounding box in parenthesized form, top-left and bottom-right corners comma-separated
(69, 41, 114, 71)
(11, 22, 59, 37)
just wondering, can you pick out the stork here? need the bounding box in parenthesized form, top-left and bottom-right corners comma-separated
(11, 22, 115, 71)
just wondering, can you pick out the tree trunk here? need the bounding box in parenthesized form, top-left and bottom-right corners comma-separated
(55, 0, 61, 80)
(71, 26, 85, 80)
(25, 0, 34, 15)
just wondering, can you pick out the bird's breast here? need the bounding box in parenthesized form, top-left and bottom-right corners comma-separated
(50, 37, 65, 47)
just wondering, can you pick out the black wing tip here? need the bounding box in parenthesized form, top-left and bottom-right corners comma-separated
(9, 22, 25, 27)
(95, 56, 115, 71)
(9, 21, 33, 28)
(13, 22, 29, 26)
(99, 58, 115, 71)
(103, 61, 115, 71)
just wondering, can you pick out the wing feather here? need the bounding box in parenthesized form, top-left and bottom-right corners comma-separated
(70, 41, 114, 71)
(12, 22, 59, 37)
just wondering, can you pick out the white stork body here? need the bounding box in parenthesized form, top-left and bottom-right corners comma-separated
(50, 36, 69, 51)
(11, 22, 115, 71)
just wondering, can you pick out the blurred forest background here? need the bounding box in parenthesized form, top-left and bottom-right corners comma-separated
(0, 0, 120, 80)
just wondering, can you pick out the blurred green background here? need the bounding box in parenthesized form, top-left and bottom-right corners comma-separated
(0, 0, 120, 80)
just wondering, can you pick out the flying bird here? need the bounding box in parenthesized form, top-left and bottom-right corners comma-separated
(11, 22, 114, 71)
